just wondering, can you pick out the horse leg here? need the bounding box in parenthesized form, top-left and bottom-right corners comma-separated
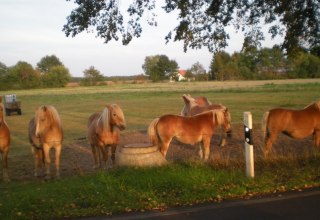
(160, 137, 172, 159)
(198, 142, 204, 160)
(32, 147, 42, 177)
(203, 137, 211, 161)
(54, 144, 62, 178)
(219, 130, 227, 147)
(313, 131, 320, 152)
(91, 145, 99, 169)
(111, 144, 117, 168)
(264, 131, 278, 157)
(43, 143, 51, 179)
(2, 150, 9, 182)
(100, 145, 109, 169)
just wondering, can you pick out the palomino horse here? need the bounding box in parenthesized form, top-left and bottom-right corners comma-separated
(0, 99, 10, 182)
(181, 94, 232, 147)
(87, 104, 126, 169)
(148, 110, 232, 161)
(28, 105, 63, 179)
(262, 101, 320, 156)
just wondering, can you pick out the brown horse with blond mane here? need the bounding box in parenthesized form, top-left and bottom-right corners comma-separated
(262, 100, 320, 156)
(148, 109, 231, 161)
(181, 94, 232, 147)
(0, 98, 10, 182)
(28, 105, 63, 179)
(87, 104, 126, 169)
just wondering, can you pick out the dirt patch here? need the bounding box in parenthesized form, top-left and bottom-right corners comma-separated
(5, 124, 314, 182)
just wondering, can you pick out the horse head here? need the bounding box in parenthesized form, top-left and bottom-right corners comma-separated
(35, 106, 50, 137)
(224, 108, 232, 137)
(213, 108, 232, 137)
(35, 105, 61, 137)
(107, 104, 126, 131)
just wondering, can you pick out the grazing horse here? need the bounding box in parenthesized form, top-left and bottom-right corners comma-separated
(0, 99, 10, 182)
(262, 101, 320, 156)
(148, 110, 232, 161)
(87, 104, 126, 169)
(181, 94, 232, 147)
(28, 105, 63, 179)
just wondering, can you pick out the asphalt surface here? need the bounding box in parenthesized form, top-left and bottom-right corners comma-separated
(85, 188, 320, 220)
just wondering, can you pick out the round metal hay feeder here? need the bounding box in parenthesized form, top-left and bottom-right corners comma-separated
(116, 143, 167, 167)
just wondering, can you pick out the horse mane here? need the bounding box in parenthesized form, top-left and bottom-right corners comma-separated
(211, 109, 225, 125)
(99, 106, 110, 131)
(36, 105, 62, 128)
(314, 100, 320, 110)
(304, 100, 320, 111)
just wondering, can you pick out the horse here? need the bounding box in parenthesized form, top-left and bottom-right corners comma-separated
(0, 99, 10, 182)
(148, 109, 232, 161)
(181, 94, 232, 147)
(87, 104, 126, 169)
(28, 105, 63, 179)
(261, 100, 320, 156)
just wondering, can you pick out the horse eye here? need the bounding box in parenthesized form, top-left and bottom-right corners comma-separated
(113, 113, 117, 117)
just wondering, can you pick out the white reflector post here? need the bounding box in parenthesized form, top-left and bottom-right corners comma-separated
(244, 112, 254, 178)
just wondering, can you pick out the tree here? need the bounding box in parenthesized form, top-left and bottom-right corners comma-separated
(0, 62, 7, 76)
(6, 61, 40, 89)
(142, 55, 178, 82)
(210, 51, 232, 80)
(189, 62, 208, 81)
(63, 0, 320, 55)
(289, 52, 320, 78)
(255, 46, 288, 79)
(81, 66, 105, 86)
(41, 65, 71, 88)
(37, 55, 63, 73)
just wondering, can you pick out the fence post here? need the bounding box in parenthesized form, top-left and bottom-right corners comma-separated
(244, 112, 254, 178)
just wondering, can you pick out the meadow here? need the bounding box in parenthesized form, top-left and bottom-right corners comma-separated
(0, 79, 320, 219)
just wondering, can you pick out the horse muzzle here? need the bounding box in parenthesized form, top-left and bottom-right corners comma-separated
(119, 124, 126, 131)
(227, 130, 232, 138)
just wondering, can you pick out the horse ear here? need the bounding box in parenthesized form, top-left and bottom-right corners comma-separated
(42, 106, 48, 112)
(182, 95, 190, 105)
(106, 104, 113, 111)
(0, 96, 2, 103)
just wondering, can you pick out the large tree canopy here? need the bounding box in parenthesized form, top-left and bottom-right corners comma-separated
(63, 0, 320, 55)
(142, 55, 178, 81)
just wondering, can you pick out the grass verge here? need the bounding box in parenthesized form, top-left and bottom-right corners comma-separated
(1, 155, 319, 219)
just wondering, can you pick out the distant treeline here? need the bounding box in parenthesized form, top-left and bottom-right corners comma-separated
(1, 46, 319, 90)
(208, 46, 320, 81)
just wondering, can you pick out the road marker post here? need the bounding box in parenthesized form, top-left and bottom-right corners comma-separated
(244, 112, 254, 178)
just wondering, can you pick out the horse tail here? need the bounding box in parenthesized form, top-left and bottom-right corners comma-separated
(148, 118, 160, 146)
(261, 111, 270, 144)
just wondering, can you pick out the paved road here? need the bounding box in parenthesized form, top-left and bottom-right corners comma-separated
(96, 188, 320, 220)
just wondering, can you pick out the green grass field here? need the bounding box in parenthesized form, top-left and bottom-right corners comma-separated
(1, 79, 320, 219)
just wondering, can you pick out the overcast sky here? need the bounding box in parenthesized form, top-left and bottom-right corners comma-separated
(0, 0, 282, 77)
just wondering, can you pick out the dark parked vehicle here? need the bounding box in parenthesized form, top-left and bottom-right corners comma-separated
(3, 94, 21, 116)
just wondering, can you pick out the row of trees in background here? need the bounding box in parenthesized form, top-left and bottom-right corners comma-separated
(143, 46, 320, 82)
(1, 47, 319, 90)
(0, 55, 71, 90)
(210, 46, 320, 81)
